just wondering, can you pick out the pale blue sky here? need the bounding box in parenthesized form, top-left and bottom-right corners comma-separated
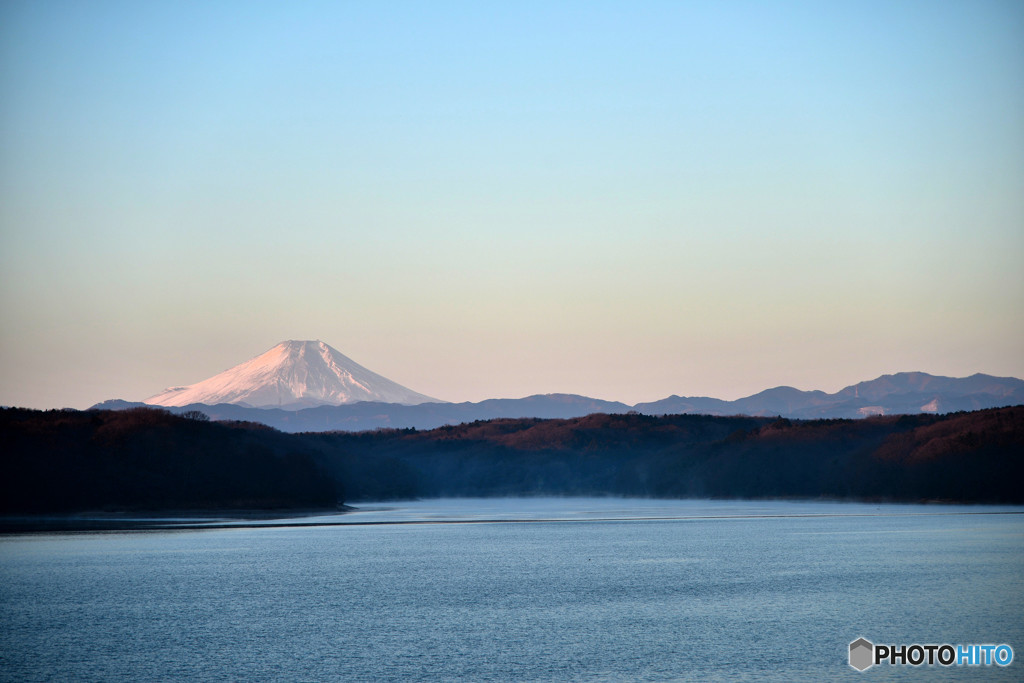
(2, 1, 1022, 408)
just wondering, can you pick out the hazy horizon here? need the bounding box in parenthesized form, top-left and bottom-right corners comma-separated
(88, 342, 1024, 411)
(2, 1, 1022, 409)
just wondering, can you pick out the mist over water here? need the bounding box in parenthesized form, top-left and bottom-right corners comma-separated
(2, 498, 1022, 681)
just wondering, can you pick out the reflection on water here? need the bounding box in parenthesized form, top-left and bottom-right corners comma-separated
(2, 498, 1022, 681)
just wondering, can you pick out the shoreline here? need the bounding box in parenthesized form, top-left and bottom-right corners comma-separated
(0, 506, 353, 533)
(4, 499, 1023, 534)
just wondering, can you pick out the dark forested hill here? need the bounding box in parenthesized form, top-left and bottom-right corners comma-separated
(2, 406, 1022, 514)
(314, 408, 1024, 502)
(0, 408, 339, 513)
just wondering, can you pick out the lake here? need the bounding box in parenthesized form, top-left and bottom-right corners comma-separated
(1, 498, 1022, 681)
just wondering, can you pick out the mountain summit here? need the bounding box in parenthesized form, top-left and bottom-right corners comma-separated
(145, 340, 439, 408)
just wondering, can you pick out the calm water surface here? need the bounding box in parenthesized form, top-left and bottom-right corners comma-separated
(1, 498, 1022, 681)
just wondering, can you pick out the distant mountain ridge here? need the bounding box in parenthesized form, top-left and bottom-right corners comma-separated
(91, 371, 1024, 433)
(635, 372, 1024, 419)
(94, 393, 633, 433)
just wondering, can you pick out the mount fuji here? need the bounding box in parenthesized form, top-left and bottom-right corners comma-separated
(145, 340, 440, 409)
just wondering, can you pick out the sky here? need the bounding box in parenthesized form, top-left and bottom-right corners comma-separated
(1, 0, 1022, 409)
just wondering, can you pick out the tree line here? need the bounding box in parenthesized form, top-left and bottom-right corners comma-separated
(2, 405, 1021, 514)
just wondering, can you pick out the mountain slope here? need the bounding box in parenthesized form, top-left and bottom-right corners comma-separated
(103, 393, 631, 432)
(833, 372, 1024, 401)
(145, 340, 439, 408)
(635, 372, 1024, 419)
(100, 367, 1024, 432)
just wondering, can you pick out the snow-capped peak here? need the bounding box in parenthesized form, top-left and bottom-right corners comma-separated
(145, 340, 439, 408)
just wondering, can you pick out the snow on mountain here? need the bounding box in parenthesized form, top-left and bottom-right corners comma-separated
(145, 340, 440, 408)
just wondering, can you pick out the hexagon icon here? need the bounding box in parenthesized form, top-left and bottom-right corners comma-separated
(849, 638, 874, 671)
